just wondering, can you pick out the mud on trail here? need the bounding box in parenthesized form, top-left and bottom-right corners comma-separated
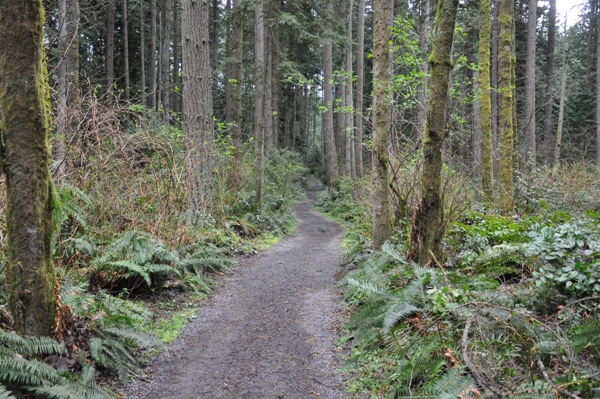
(123, 180, 347, 399)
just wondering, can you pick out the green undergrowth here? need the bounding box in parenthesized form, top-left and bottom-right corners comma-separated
(0, 107, 309, 398)
(318, 166, 600, 398)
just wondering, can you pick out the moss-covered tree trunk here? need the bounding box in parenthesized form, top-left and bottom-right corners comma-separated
(408, 0, 459, 266)
(498, 0, 514, 213)
(523, 0, 537, 171)
(0, 0, 57, 337)
(371, 0, 393, 250)
(479, 0, 493, 204)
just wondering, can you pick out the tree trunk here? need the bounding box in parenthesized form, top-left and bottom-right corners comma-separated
(345, 0, 355, 177)
(161, 0, 171, 122)
(254, 0, 266, 208)
(56, 0, 81, 177)
(555, 18, 567, 169)
(56, 0, 69, 175)
(150, 0, 158, 109)
(173, 0, 180, 114)
(372, 0, 395, 250)
(597, 5, 600, 166)
(211, 0, 218, 71)
(264, 22, 274, 152)
(543, 0, 556, 166)
(479, 0, 494, 204)
(225, 0, 243, 159)
(106, 0, 115, 95)
(498, 0, 514, 213)
(323, 0, 337, 186)
(491, 0, 499, 178)
(183, 0, 214, 224)
(270, 0, 281, 150)
(0, 0, 58, 337)
(523, 0, 537, 171)
(417, 0, 430, 137)
(337, 0, 348, 176)
(140, 1, 146, 103)
(123, 0, 130, 104)
(355, 0, 366, 177)
(408, 0, 459, 265)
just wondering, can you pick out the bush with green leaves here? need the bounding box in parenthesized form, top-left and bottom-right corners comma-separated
(528, 219, 600, 295)
(342, 242, 600, 398)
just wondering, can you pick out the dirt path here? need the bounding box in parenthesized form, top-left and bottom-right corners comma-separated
(123, 180, 347, 399)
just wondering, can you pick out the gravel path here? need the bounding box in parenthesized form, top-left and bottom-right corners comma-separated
(123, 180, 347, 399)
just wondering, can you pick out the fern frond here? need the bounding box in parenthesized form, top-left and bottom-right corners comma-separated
(103, 327, 157, 349)
(383, 302, 420, 333)
(88, 338, 105, 365)
(420, 366, 477, 399)
(0, 383, 15, 399)
(0, 355, 61, 386)
(346, 278, 390, 298)
(570, 318, 600, 355)
(183, 274, 211, 293)
(30, 382, 110, 399)
(0, 330, 63, 356)
(381, 241, 410, 266)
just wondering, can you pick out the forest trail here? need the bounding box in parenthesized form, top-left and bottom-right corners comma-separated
(123, 179, 347, 399)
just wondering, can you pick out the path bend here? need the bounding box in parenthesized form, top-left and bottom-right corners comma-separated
(124, 180, 347, 399)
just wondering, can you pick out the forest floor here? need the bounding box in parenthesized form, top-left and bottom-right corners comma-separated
(121, 179, 348, 399)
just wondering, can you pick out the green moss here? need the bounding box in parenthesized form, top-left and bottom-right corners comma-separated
(152, 307, 199, 343)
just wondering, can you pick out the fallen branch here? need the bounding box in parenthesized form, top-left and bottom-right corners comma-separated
(535, 356, 582, 399)
(461, 319, 505, 399)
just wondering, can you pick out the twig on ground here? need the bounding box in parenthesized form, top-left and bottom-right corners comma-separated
(535, 356, 582, 399)
(461, 319, 505, 399)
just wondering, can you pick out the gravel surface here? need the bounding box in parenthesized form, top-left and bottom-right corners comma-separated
(122, 180, 347, 399)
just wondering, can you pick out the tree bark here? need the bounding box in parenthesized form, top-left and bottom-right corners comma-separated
(150, 0, 158, 109)
(106, 0, 115, 95)
(173, 0, 180, 114)
(183, 0, 214, 224)
(523, 0, 537, 171)
(491, 0, 499, 178)
(555, 18, 567, 169)
(498, 0, 514, 213)
(543, 0, 556, 166)
(345, 0, 355, 177)
(270, 0, 281, 150)
(323, 0, 337, 186)
(225, 0, 243, 159)
(372, 0, 395, 250)
(264, 18, 274, 152)
(123, 0, 130, 104)
(254, 0, 266, 208)
(408, 0, 459, 265)
(211, 0, 218, 71)
(57, 0, 81, 177)
(0, 0, 58, 336)
(140, 1, 146, 103)
(161, 0, 171, 122)
(479, 0, 494, 204)
(417, 0, 430, 137)
(355, 0, 366, 177)
(596, 4, 600, 166)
